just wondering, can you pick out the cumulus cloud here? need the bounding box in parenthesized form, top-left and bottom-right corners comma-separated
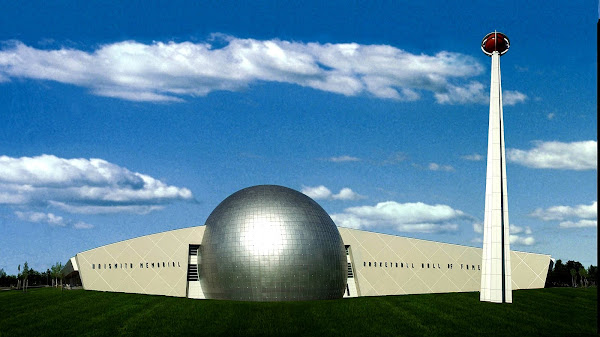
(301, 185, 365, 201)
(558, 220, 597, 228)
(531, 201, 597, 230)
(0, 154, 193, 214)
(331, 201, 469, 233)
(530, 201, 597, 221)
(472, 222, 535, 246)
(73, 221, 94, 229)
(15, 211, 65, 226)
(462, 153, 483, 161)
(14, 210, 93, 229)
(503, 90, 527, 106)
(510, 235, 535, 246)
(428, 162, 454, 171)
(328, 155, 360, 163)
(507, 140, 597, 170)
(509, 224, 535, 246)
(0, 37, 526, 104)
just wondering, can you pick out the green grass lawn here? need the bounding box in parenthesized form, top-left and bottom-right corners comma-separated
(0, 287, 596, 336)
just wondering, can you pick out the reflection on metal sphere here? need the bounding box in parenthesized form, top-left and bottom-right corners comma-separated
(200, 185, 347, 301)
(481, 32, 510, 56)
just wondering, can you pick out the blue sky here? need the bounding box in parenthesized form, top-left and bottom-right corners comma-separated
(0, 1, 596, 275)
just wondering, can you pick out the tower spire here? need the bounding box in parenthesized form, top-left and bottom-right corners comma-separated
(480, 31, 512, 303)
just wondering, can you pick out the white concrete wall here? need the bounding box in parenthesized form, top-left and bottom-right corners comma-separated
(76, 226, 205, 297)
(73, 225, 549, 298)
(339, 227, 550, 297)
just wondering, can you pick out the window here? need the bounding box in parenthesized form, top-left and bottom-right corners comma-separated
(151, 263, 155, 268)
(427, 263, 430, 268)
(92, 264, 95, 269)
(104, 264, 106, 269)
(448, 264, 452, 269)
(478, 265, 480, 270)
(467, 265, 469, 270)
(364, 262, 366, 267)
(379, 262, 382, 267)
(163, 262, 166, 267)
(395, 263, 398, 267)
(146, 263, 149, 268)
(99, 264, 101, 269)
(109, 264, 111, 269)
(158, 262, 160, 268)
(369, 262, 372, 267)
(140, 263, 144, 268)
(130, 263, 133, 269)
(422, 263, 424, 268)
(472, 265, 475, 270)
(461, 264, 464, 269)
(385, 262, 387, 267)
(401, 263, 404, 268)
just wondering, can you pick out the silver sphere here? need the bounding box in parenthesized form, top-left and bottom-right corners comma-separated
(200, 185, 347, 301)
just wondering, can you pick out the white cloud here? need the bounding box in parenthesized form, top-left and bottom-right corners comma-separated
(530, 201, 597, 221)
(558, 220, 597, 228)
(73, 221, 94, 230)
(462, 154, 483, 161)
(328, 155, 360, 163)
(15, 211, 66, 226)
(0, 37, 516, 104)
(428, 162, 454, 171)
(15, 210, 93, 230)
(331, 201, 468, 233)
(0, 154, 193, 214)
(332, 188, 365, 201)
(301, 185, 333, 200)
(301, 185, 364, 201)
(531, 201, 597, 230)
(503, 90, 527, 106)
(507, 140, 597, 170)
(510, 224, 532, 235)
(510, 235, 535, 246)
(547, 113, 555, 120)
(472, 223, 535, 246)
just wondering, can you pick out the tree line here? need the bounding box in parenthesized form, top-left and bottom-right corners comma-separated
(0, 262, 64, 290)
(545, 260, 597, 288)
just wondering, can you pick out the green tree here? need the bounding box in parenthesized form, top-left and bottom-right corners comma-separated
(587, 265, 597, 286)
(21, 262, 29, 292)
(578, 267, 588, 287)
(570, 268, 577, 287)
(50, 262, 63, 288)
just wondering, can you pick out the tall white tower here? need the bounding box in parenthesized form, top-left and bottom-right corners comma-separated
(480, 31, 512, 303)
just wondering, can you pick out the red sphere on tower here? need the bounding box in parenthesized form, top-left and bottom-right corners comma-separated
(481, 32, 510, 56)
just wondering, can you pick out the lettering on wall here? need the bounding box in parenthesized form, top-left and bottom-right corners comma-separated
(362, 261, 480, 271)
(92, 261, 181, 270)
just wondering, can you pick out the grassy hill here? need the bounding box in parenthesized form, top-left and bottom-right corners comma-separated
(0, 287, 596, 336)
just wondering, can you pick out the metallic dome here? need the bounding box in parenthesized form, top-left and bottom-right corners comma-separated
(200, 185, 347, 301)
(481, 31, 510, 56)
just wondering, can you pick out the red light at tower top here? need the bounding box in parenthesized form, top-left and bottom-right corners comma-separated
(481, 32, 509, 56)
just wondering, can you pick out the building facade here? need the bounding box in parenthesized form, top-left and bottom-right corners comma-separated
(65, 224, 550, 299)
